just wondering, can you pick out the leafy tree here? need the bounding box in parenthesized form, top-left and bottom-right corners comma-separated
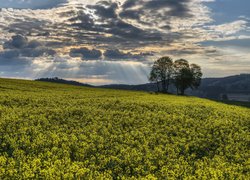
(148, 66, 161, 92)
(173, 59, 202, 95)
(190, 64, 203, 89)
(149, 56, 173, 93)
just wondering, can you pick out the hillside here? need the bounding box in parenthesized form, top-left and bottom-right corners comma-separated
(35, 74, 250, 102)
(36, 77, 93, 87)
(101, 74, 250, 101)
(0, 78, 249, 179)
(196, 74, 250, 99)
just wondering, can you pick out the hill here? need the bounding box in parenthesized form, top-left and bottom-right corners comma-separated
(35, 74, 250, 102)
(101, 74, 250, 101)
(36, 77, 93, 87)
(196, 74, 250, 100)
(0, 78, 249, 179)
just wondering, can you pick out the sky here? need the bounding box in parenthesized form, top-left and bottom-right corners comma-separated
(0, 0, 249, 85)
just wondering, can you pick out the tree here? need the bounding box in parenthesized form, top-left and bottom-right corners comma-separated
(148, 66, 161, 92)
(190, 64, 203, 90)
(221, 94, 228, 101)
(173, 59, 202, 95)
(149, 57, 173, 93)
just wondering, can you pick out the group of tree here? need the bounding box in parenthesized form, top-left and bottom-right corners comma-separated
(149, 56, 202, 95)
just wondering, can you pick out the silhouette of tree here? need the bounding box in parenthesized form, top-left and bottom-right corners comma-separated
(190, 64, 203, 89)
(221, 94, 228, 101)
(149, 66, 161, 92)
(173, 59, 202, 95)
(149, 56, 173, 93)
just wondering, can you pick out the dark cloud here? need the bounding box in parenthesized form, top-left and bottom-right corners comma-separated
(0, 50, 30, 66)
(104, 49, 131, 59)
(21, 47, 56, 57)
(87, 1, 119, 19)
(104, 49, 152, 60)
(65, 2, 164, 47)
(6, 18, 51, 37)
(68, 47, 153, 61)
(144, 0, 191, 16)
(27, 40, 43, 49)
(68, 10, 94, 28)
(4, 35, 38, 49)
(121, 0, 192, 20)
(70, 48, 102, 60)
(1, 35, 56, 58)
(1, 0, 192, 52)
(4, 35, 28, 49)
(119, 10, 140, 20)
(122, 0, 137, 9)
(0, 0, 68, 9)
(0, 50, 20, 59)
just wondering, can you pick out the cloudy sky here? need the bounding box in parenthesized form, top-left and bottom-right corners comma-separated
(0, 0, 249, 85)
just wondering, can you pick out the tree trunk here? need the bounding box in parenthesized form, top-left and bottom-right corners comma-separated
(162, 80, 167, 93)
(156, 82, 160, 92)
(166, 78, 170, 92)
(180, 88, 185, 95)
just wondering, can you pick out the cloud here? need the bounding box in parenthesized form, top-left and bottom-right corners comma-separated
(68, 48, 154, 61)
(202, 38, 250, 48)
(0, 0, 68, 9)
(69, 47, 102, 60)
(208, 20, 248, 36)
(120, 0, 193, 29)
(0, 0, 213, 51)
(0, 50, 20, 59)
(87, 1, 119, 19)
(66, 2, 164, 45)
(1, 35, 56, 58)
(21, 47, 56, 57)
(104, 49, 134, 59)
(104, 49, 153, 60)
(4, 34, 28, 48)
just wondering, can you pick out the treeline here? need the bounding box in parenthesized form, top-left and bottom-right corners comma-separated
(36, 77, 92, 87)
(149, 56, 202, 95)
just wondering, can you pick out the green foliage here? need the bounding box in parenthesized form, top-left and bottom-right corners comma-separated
(0, 78, 249, 179)
(149, 57, 202, 95)
(149, 56, 173, 92)
(173, 59, 202, 95)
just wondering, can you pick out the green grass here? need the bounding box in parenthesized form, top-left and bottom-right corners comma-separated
(0, 78, 249, 179)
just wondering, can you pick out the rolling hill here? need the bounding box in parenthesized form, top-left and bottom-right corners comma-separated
(0, 78, 249, 179)
(101, 74, 250, 101)
(36, 74, 250, 102)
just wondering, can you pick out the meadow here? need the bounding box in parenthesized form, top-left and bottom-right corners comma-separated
(0, 78, 249, 179)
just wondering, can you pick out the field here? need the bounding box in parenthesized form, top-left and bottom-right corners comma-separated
(0, 78, 249, 179)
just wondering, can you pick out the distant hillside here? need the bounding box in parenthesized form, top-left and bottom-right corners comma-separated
(190, 74, 250, 100)
(36, 74, 250, 102)
(101, 83, 157, 91)
(100, 74, 250, 101)
(36, 77, 93, 87)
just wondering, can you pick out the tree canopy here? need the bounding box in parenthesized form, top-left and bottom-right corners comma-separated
(149, 57, 202, 95)
(149, 56, 173, 93)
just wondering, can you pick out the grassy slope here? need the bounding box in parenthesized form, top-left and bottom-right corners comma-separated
(0, 78, 249, 179)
